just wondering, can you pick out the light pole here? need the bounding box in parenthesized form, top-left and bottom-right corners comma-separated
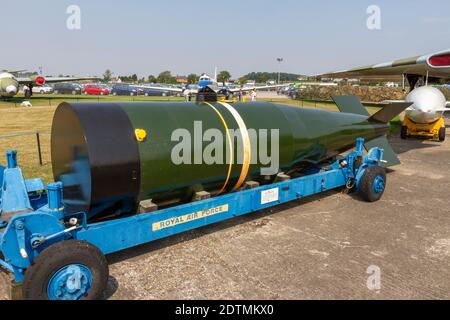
(277, 58, 284, 84)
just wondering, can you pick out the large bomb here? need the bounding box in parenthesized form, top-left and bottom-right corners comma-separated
(51, 101, 390, 220)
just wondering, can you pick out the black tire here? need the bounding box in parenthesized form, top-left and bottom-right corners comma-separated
(359, 166, 386, 203)
(439, 127, 446, 142)
(22, 240, 109, 300)
(400, 126, 408, 139)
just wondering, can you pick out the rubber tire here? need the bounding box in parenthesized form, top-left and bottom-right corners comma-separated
(359, 166, 386, 203)
(439, 127, 446, 142)
(22, 240, 109, 300)
(400, 126, 408, 140)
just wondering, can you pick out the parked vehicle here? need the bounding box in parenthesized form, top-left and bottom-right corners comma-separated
(139, 86, 170, 96)
(83, 84, 110, 95)
(110, 84, 139, 96)
(53, 83, 83, 95)
(32, 84, 54, 94)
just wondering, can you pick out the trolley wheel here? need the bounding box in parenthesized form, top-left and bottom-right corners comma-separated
(22, 240, 109, 300)
(359, 166, 386, 203)
(400, 126, 408, 139)
(439, 127, 446, 142)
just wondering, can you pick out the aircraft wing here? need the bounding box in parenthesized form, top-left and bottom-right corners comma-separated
(447, 101, 450, 107)
(136, 85, 184, 93)
(229, 84, 292, 93)
(316, 49, 450, 80)
(297, 82, 338, 87)
(1, 70, 27, 74)
(16, 76, 99, 84)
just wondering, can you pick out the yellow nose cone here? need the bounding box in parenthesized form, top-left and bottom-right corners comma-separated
(135, 129, 148, 142)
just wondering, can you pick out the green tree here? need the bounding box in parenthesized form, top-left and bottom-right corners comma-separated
(157, 71, 175, 84)
(131, 74, 138, 83)
(238, 76, 248, 85)
(148, 75, 157, 83)
(103, 69, 113, 82)
(244, 72, 303, 83)
(187, 74, 199, 84)
(255, 73, 269, 84)
(217, 71, 232, 84)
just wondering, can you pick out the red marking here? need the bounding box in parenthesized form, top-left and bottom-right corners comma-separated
(429, 54, 450, 67)
(35, 76, 46, 86)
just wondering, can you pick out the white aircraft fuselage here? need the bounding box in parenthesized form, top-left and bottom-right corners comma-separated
(0, 73, 20, 98)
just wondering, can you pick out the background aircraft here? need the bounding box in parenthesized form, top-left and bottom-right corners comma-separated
(138, 69, 292, 99)
(0, 70, 97, 99)
(316, 49, 450, 141)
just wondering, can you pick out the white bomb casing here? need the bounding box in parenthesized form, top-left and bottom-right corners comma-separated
(406, 86, 447, 124)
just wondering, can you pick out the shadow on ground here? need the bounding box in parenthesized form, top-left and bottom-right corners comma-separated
(106, 189, 343, 267)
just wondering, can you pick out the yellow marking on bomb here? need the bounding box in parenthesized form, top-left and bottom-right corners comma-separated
(218, 102, 252, 191)
(152, 204, 229, 231)
(135, 128, 148, 142)
(203, 102, 234, 195)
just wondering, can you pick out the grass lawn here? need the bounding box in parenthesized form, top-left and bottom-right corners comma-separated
(0, 95, 401, 184)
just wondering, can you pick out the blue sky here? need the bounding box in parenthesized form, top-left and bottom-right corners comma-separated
(3, 0, 450, 78)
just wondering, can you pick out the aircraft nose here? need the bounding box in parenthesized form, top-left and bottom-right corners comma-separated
(6, 85, 18, 95)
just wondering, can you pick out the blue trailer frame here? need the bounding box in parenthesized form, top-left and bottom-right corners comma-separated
(0, 138, 386, 300)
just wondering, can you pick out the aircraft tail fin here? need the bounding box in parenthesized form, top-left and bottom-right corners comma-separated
(365, 136, 400, 168)
(364, 102, 411, 167)
(332, 95, 411, 123)
(332, 95, 370, 116)
(367, 102, 412, 124)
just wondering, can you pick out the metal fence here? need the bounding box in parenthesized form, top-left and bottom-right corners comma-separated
(0, 132, 50, 166)
(0, 96, 185, 108)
